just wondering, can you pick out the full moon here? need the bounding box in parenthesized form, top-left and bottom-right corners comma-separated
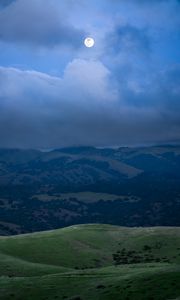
(84, 37, 95, 48)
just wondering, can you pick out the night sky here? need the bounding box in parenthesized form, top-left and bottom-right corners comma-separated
(0, 0, 180, 148)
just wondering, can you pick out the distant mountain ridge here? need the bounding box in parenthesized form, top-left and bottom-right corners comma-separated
(0, 145, 180, 185)
(0, 145, 180, 235)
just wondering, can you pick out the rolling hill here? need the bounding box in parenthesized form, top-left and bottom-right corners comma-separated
(0, 224, 180, 300)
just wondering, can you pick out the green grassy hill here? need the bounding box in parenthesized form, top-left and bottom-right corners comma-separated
(0, 224, 180, 300)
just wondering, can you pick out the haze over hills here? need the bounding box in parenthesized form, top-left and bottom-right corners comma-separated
(0, 145, 180, 235)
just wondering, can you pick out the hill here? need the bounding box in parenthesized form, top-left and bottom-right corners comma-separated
(0, 224, 180, 300)
(0, 145, 180, 234)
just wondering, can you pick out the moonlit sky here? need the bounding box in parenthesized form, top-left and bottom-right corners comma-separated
(0, 0, 180, 148)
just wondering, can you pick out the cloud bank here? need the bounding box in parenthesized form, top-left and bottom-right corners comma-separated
(0, 61, 179, 148)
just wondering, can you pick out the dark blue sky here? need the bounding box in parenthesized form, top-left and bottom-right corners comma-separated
(0, 0, 180, 148)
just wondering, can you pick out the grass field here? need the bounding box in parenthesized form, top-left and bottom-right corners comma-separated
(0, 224, 180, 300)
(33, 192, 124, 203)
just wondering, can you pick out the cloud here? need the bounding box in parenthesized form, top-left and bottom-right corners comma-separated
(0, 0, 86, 48)
(0, 0, 179, 148)
(0, 61, 116, 148)
(0, 61, 180, 148)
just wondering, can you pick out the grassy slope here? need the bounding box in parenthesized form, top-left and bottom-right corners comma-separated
(0, 224, 180, 300)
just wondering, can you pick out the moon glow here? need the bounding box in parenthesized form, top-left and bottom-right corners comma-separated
(84, 37, 95, 48)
